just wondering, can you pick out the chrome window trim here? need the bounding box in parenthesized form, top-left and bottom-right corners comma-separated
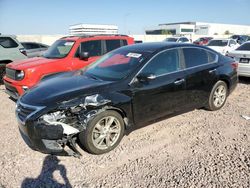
(180, 46, 219, 69)
(129, 46, 219, 85)
(16, 100, 45, 124)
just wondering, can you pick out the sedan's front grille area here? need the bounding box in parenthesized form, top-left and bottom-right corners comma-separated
(16, 102, 44, 123)
(6, 68, 17, 80)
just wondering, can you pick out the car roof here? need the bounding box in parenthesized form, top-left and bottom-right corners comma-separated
(120, 42, 200, 53)
(61, 34, 131, 41)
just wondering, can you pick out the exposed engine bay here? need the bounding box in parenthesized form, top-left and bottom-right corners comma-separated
(36, 94, 111, 157)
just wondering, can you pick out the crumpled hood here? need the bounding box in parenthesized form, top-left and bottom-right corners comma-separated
(20, 71, 113, 106)
(7, 57, 61, 70)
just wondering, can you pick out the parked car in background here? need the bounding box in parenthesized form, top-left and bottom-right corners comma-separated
(193, 37, 213, 46)
(134, 40, 143, 44)
(228, 41, 250, 77)
(21, 42, 49, 58)
(4, 34, 134, 99)
(0, 35, 27, 83)
(230, 35, 249, 45)
(16, 42, 238, 156)
(207, 39, 240, 56)
(164, 37, 190, 43)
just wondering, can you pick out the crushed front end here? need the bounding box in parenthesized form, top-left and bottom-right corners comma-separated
(16, 94, 111, 157)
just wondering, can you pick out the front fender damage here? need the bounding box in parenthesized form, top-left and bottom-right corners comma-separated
(38, 94, 112, 157)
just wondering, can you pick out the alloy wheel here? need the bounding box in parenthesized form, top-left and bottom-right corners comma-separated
(213, 85, 227, 108)
(91, 116, 121, 150)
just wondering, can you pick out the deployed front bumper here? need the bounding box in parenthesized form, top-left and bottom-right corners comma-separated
(17, 118, 67, 155)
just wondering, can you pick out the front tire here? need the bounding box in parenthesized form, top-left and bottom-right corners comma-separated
(206, 81, 228, 111)
(78, 110, 125, 154)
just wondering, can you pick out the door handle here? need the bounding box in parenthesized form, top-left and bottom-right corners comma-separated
(174, 78, 185, 85)
(209, 69, 217, 74)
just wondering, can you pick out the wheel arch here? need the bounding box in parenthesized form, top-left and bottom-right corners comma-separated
(104, 106, 130, 129)
(218, 75, 231, 92)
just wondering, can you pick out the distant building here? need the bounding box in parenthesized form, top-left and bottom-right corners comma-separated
(69, 24, 118, 35)
(145, 22, 250, 35)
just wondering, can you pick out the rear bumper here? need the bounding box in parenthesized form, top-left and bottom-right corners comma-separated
(238, 63, 250, 77)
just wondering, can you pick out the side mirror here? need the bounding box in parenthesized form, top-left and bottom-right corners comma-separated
(137, 73, 156, 83)
(79, 52, 89, 60)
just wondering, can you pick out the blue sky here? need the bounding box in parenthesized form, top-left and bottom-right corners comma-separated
(0, 0, 250, 35)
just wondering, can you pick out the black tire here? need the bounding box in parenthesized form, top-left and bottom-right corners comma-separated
(78, 110, 125, 154)
(0, 64, 6, 84)
(206, 80, 228, 111)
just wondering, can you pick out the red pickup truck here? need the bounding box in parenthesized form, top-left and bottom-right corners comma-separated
(4, 35, 134, 99)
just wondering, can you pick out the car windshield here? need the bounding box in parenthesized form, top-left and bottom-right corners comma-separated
(236, 43, 250, 51)
(165, 38, 178, 42)
(207, 40, 228, 47)
(43, 40, 75, 59)
(84, 50, 149, 81)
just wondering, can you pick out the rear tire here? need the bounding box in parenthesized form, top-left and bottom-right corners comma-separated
(206, 81, 228, 111)
(78, 110, 125, 154)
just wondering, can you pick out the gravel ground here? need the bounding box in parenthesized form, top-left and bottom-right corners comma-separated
(0, 78, 250, 188)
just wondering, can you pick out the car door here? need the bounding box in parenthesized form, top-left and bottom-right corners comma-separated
(131, 48, 188, 125)
(72, 40, 104, 70)
(182, 47, 219, 108)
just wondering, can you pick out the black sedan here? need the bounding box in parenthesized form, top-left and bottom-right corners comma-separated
(16, 42, 238, 156)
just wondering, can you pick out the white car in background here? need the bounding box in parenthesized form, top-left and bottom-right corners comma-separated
(164, 37, 190, 43)
(207, 39, 240, 56)
(228, 42, 250, 77)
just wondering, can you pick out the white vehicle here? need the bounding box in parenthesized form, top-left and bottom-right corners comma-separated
(164, 37, 190, 43)
(228, 42, 250, 77)
(207, 39, 240, 56)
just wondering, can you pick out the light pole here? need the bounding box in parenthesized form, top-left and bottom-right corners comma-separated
(124, 13, 130, 35)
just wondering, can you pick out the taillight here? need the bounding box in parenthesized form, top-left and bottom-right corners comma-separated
(19, 48, 27, 56)
(231, 61, 238, 69)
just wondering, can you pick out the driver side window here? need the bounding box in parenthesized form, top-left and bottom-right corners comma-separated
(141, 49, 180, 76)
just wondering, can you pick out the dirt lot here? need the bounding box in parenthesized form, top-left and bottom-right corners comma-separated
(0, 78, 250, 188)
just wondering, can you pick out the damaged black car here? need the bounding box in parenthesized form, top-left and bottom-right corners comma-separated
(16, 43, 238, 156)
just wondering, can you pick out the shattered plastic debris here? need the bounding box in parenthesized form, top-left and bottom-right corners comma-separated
(241, 115, 250, 121)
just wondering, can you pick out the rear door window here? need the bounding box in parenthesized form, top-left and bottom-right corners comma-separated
(122, 40, 128, 46)
(106, 40, 122, 52)
(0, 37, 18, 48)
(183, 48, 214, 68)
